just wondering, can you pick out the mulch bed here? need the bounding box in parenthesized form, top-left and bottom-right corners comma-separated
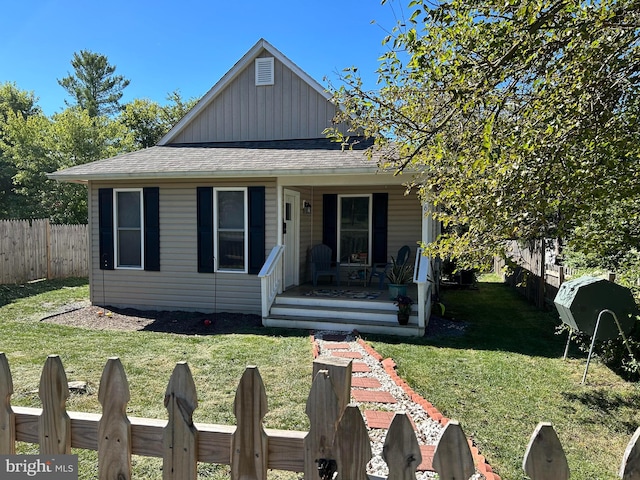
(41, 303, 466, 337)
(40, 303, 262, 335)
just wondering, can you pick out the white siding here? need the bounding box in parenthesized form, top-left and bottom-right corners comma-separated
(171, 51, 339, 143)
(89, 179, 277, 314)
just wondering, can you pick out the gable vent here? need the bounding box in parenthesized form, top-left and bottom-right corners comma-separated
(255, 57, 274, 86)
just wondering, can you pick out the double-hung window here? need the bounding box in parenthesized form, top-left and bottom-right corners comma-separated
(215, 188, 248, 272)
(114, 189, 144, 269)
(98, 187, 159, 271)
(197, 186, 264, 275)
(338, 194, 371, 263)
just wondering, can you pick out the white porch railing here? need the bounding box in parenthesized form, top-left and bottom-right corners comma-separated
(414, 247, 433, 331)
(258, 245, 285, 319)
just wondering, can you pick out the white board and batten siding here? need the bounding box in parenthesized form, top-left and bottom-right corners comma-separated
(89, 179, 277, 314)
(169, 52, 338, 144)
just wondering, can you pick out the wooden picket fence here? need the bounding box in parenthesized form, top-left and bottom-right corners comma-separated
(0, 219, 88, 284)
(1, 352, 640, 480)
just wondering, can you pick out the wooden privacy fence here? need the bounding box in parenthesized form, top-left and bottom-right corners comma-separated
(0, 219, 88, 284)
(1, 352, 640, 480)
(496, 241, 583, 308)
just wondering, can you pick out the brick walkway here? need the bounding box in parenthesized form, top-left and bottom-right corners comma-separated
(314, 334, 500, 480)
(317, 338, 436, 473)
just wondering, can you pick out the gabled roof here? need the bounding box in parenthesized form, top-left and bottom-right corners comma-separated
(158, 38, 331, 146)
(48, 138, 386, 183)
(49, 40, 388, 184)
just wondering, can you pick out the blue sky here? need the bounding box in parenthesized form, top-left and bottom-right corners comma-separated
(1, 0, 407, 116)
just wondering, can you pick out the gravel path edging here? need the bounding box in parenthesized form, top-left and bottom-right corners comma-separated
(310, 331, 500, 480)
(365, 341, 499, 480)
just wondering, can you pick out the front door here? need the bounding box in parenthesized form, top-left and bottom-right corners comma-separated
(283, 190, 300, 288)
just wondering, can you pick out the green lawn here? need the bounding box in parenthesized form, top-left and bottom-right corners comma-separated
(3, 277, 639, 479)
(0, 278, 312, 479)
(364, 275, 640, 480)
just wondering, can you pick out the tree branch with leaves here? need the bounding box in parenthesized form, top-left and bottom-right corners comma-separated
(329, 0, 640, 267)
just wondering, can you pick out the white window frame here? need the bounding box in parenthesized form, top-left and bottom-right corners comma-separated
(214, 187, 248, 273)
(337, 194, 372, 265)
(113, 188, 144, 270)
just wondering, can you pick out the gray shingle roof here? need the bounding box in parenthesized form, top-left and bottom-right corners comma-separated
(49, 138, 383, 183)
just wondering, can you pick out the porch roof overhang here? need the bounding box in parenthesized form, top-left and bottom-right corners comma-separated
(48, 139, 406, 185)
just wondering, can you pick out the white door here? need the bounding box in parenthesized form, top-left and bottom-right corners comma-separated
(283, 190, 299, 289)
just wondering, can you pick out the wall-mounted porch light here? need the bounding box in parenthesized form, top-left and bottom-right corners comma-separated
(302, 200, 312, 215)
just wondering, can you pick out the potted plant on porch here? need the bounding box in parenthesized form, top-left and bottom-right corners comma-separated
(386, 255, 413, 299)
(394, 295, 413, 325)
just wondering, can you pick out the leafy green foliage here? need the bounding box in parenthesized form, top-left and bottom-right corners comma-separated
(0, 82, 42, 218)
(330, 0, 640, 268)
(0, 82, 40, 122)
(119, 91, 198, 149)
(58, 50, 130, 117)
(386, 254, 414, 284)
(1, 108, 133, 222)
(120, 98, 166, 149)
(562, 196, 640, 296)
(0, 66, 199, 223)
(160, 89, 199, 128)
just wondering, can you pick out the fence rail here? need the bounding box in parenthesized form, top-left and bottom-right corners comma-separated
(0, 219, 88, 284)
(1, 352, 640, 479)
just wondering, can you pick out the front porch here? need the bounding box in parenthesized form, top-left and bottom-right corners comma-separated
(264, 283, 424, 336)
(258, 177, 439, 337)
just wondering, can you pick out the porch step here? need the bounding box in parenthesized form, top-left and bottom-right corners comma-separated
(270, 303, 405, 323)
(263, 314, 423, 337)
(265, 295, 423, 337)
(274, 295, 396, 312)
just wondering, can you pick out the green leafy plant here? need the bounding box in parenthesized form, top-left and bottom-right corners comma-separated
(386, 255, 413, 285)
(328, 0, 640, 270)
(432, 300, 445, 317)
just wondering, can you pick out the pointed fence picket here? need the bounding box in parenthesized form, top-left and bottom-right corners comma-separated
(0, 352, 639, 480)
(98, 357, 131, 480)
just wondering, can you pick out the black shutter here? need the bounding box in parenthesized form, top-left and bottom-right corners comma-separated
(197, 187, 215, 273)
(372, 193, 388, 264)
(143, 187, 160, 271)
(98, 188, 114, 270)
(248, 186, 266, 274)
(322, 194, 338, 261)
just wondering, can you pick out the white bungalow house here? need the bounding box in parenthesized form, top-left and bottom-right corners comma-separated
(49, 39, 439, 336)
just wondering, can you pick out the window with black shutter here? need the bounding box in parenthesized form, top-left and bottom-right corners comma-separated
(98, 187, 160, 271)
(197, 186, 265, 274)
